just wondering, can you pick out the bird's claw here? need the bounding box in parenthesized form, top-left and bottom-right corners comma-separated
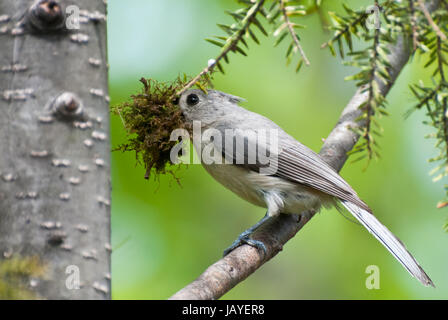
(223, 234, 267, 257)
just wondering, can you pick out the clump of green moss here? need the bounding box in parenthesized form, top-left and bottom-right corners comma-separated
(112, 77, 205, 180)
(0, 255, 47, 299)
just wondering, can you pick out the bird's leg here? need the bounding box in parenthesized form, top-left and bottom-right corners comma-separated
(223, 212, 273, 257)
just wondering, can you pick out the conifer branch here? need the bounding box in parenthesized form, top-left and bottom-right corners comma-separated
(280, 0, 310, 66)
(409, 0, 420, 51)
(177, 0, 266, 96)
(418, 0, 447, 40)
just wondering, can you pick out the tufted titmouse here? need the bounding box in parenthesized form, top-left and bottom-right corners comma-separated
(175, 89, 434, 287)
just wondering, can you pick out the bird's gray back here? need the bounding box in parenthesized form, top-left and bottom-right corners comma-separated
(208, 103, 370, 212)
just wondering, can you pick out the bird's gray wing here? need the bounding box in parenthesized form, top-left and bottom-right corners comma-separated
(273, 142, 371, 211)
(211, 118, 370, 212)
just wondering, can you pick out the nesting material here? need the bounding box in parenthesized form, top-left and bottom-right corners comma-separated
(112, 77, 207, 180)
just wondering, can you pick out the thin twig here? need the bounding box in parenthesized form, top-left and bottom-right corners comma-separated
(409, 0, 420, 51)
(116, 107, 128, 130)
(418, 0, 447, 40)
(176, 0, 265, 97)
(280, 0, 310, 65)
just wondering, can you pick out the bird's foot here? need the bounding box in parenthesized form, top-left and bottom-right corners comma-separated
(223, 232, 267, 257)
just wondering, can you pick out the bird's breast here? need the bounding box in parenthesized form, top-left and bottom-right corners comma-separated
(193, 138, 331, 214)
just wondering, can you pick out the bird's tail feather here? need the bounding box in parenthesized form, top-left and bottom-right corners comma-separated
(340, 200, 434, 287)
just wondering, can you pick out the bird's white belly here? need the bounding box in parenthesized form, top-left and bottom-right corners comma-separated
(200, 161, 325, 215)
(193, 138, 328, 215)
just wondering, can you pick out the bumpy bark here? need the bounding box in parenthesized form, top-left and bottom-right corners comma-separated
(0, 0, 110, 299)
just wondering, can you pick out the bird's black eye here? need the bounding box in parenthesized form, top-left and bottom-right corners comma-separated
(186, 94, 199, 106)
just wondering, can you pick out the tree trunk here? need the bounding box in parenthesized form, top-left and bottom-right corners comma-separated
(0, 0, 110, 299)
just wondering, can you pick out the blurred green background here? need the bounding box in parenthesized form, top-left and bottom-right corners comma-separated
(108, 0, 447, 299)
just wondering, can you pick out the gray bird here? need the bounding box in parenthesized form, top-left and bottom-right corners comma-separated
(175, 89, 434, 287)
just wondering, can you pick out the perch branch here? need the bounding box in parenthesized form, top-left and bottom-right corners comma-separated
(169, 0, 440, 301)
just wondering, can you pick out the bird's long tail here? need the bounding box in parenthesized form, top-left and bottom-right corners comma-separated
(340, 200, 434, 287)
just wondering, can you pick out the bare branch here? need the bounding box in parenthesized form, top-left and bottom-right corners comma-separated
(169, 0, 440, 301)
